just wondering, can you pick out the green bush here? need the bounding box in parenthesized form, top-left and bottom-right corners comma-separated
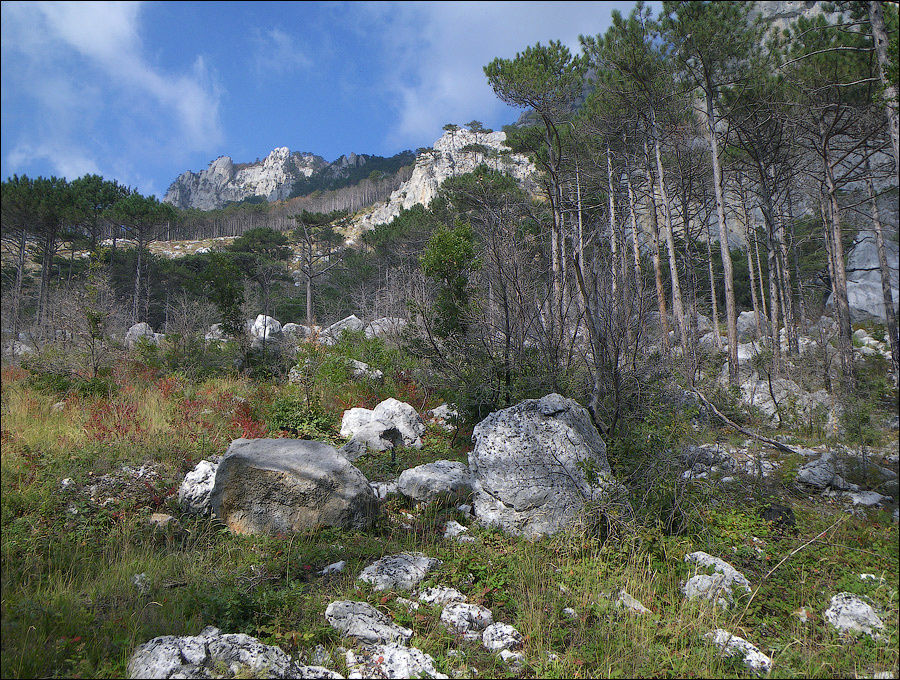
(266, 394, 338, 442)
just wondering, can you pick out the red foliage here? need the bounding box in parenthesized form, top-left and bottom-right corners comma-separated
(85, 401, 145, 442)
(230, 401, 267, 439)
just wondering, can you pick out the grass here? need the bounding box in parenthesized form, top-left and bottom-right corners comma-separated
(1, 355, 898, 678)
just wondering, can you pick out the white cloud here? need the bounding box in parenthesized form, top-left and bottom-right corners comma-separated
(251, 27, 311, 78)
(1, 0, 222, 192)
(353, 1, 652, 149)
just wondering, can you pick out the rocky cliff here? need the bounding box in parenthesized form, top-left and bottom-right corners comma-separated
(350, 129, 536, 235)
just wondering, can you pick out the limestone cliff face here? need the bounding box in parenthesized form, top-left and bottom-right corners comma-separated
(164, 148, 326, 210)
(352, 129, 536, 234)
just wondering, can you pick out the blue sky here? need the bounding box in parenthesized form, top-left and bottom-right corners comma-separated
(1, 1, 654, 199)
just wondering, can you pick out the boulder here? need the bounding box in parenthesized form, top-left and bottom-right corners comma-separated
(348, 359, 383, 381)
(205, 323, 227, 342)
(468, 393, 617, 537)
(739, 371, 830, 421)
(824, 592, 884, 637)
(178, 459, 219, 514)
(440, 602, 494, 639)
(736, 311, 760, 342)
(126, 626, 340, 679)
(482, 623, 524, 652)
(249, 314, 282, 340)
(705, 629, 773, 675)
(398, 461, 473, 505)
(682, 552, 751, 607)
(358, 552, 442, 591)
(339, 421, 402, 460)
(324, 315, 364, 338)
(418, 586, 466, 606)
(340, 408, 377, 438)
(372, 398, 426, 448)
(324, 601, 412, 645)
(614, 590, 650, 615)
(282, 323, 312, 342)
(427, 403, 459, 430)
(209, 438, 377, 535)
(125, 322, 156, 349)
(796, 451, 859, 491)
(344, 643, 447, 679)
(364, 317, 407, 339)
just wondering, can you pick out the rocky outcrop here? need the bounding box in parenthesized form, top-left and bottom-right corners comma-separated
(164, 148, 325, 210)
(468, 393, 619, 537)
(126, 626, 340, 679)
(352, 129, 536, 233)
(209, 438, 377, 535)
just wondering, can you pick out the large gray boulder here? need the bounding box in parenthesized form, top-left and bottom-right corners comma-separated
(468, 393, 617, 537)
(736, 311, 760, 342)
(358, 552, 442, 591)
(324, 600, 412, 645)
(364, 317, 407, 339)
(398, 460, 473, 505)
(209, 438, 377, 535)
(126, 626, 340, 679)
(249, 314, 282, 340)
(824, 592, 885, 637)
(324, 314, 364, 338)
(340, 399, 425, 450)
(282, 323, 311, 342)
(125, 322, 156, 349)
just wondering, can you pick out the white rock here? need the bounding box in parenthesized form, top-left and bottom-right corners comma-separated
(249, 314, 282, 340)
(324, 315, 364, 338)
(358, 552, 442, 591)
(370, 480, 399, 500)
(345, 643, 447, 679)
(125, 322, 156, 349)
(443, 520, 469, 539)
(498, 649, 525, 668)
(427, 403, 459, 430)
(324, 601, 412, 644)
(126, 625, 338, 679)
(824, 592, 884, 637)
(683, 552, 751, 606)
(364, 317, 407, 339)
(132, 572, 150, 594)
(372, 398, 426, 448)
(398, 460, 473, 505)
(705, 629, 772, 675)
(348, 359, 383, 381)
(178, 459, 218, 514)
(320, 561, 346, 575)
(418, 586, 466, 606)
(614, 590, 650, 615)
(441, 602, 494, 638)
(482, 623, 523, 652)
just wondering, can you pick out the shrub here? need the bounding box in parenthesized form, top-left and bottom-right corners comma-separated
(266, 394, 338, 442)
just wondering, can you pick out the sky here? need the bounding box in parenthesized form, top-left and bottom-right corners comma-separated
(1, 1, 656, 199)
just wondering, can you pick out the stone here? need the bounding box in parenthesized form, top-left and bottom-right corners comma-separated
(705, 629, 773, 675)
(482, 623, 524, 652)
(441, 602, 494, 638)
(358, 553, 442, 591)
(498, 650, 525, 668)
(427, 403, 459, 430)
(178, 459, 219, 515)
(340, 408, 379, 438)
(324, 315, 364, 338)
(614, 590, 650, 615)
(209, 438, 377, 535)
(443, 520, 469, 539)
(249, 314, 282, 340)
(739, 371, 830, 422)
(468, 393, 618, 537)
(683, 552, 751, 606)
(132, 572, 151, 594)
(736, 311, 760, 342)
(148, 513, 177, 529)
(398, 461, 473, 505)
(320, 561, 346, 575)
(418, 586, 466, 606)
(348, 359, 383, 381)
(125, 322, 156, 349)
(126, 626, 340, 679)
(324, 601, 412, 645)
(824, 593, 884, 637)
(370, 480, 399, 500)
(364, 317, 407, 339)
(796, 451, 859, 491)
(340, 421, 402, 459)
(344, 643, 447, 679)
(372, 398, 426, 448)
(844, 491, 887, 507)
(282, 323, 311, 342)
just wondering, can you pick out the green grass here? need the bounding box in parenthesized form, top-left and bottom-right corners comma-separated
(1, 359, 898, 678)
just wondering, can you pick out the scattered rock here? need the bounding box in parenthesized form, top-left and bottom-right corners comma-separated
(210, 438, 377, 535)
(614, 590, 650, 615)
(372, 398, 426, 448)
(358, 553, 442, 591)
(482, 623, 523, 652)
(562, 607, 578, 620)
(324, 601, 412, 645)
(398, 461, 473, 505)
(148, 513, 178, 529)
(324, 315, 364, 338)
(340, 421, 402, 459)
(320, 561, 346, 575)
(418, 586, 466, 606)
(824, 593, 884, 637)
(345, 643, 447, 679)
(426, 403, 458, 430)
(126, 625, 339, 679)
(441, 602, 494, 639)
(736, 311, 761, 342)
(797, 452, 859, 491)
(132, 572, 151, 595)
(370, 480, 399, 500)
(348, 359, 383, 381)
(705, 629, 773, 675)
(469, 393, 620, 537)
(178, 459, 218, 514)
(683, 552, 751, 606)
(249, 314, 282, 340)
(282, 323, 312, 342)
(340, 399, 424, 450)
(364, 317, 407, 340)
(498, 649, 525, 669)
(125, 322, 156, 349)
